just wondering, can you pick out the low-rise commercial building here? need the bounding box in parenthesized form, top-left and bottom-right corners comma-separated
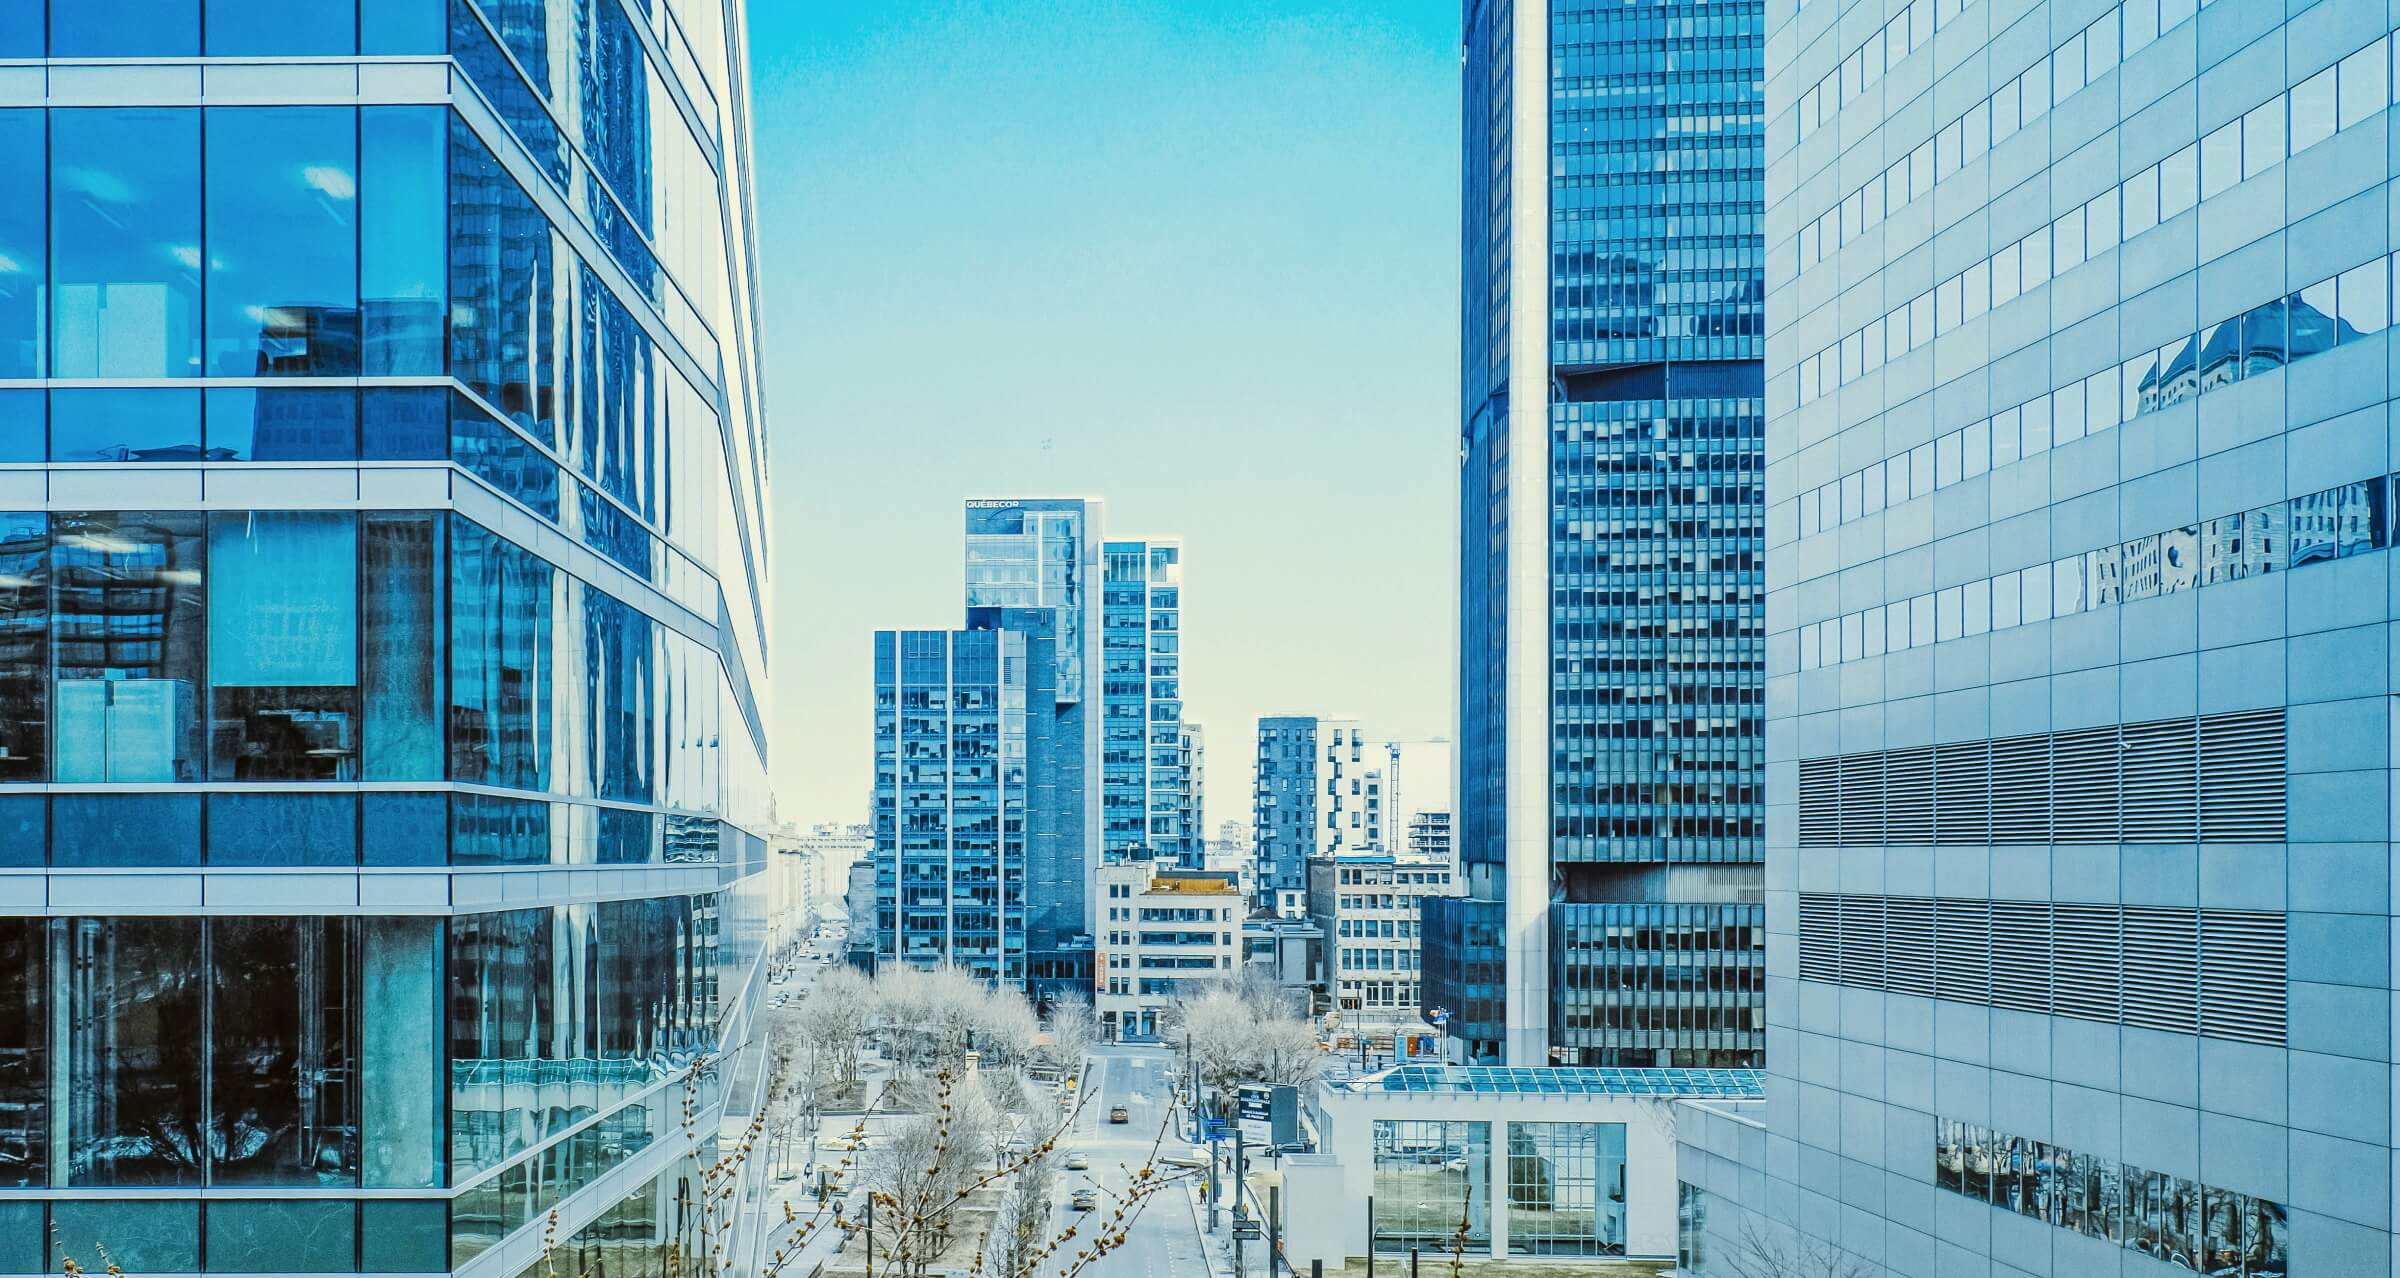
(1306, 852, 1462, 1040)
(1296, 1066, 1763, 1266)
(1094, 863, 1242, 1039)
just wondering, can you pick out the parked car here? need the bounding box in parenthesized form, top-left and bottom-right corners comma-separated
(1108, 1107, 1130, 1124)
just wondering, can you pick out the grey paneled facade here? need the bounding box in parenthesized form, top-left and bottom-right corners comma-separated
(1679, 0, 2400, 1274)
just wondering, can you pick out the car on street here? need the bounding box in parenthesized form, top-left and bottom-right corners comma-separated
(1107, 1106, 1129, 1124)
(1065, 1154, 1090, 1170)
(1069, 1189, 1097, 1212)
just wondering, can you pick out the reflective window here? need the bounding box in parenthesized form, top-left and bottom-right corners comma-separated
(363, 513, 444, 779)
(50, 1200, 200, 1272)
(0, 391, 34, 462)
(0, 919, 42, 1185)
(360, 919, 444, 1190)
(205, 108, 359, 376)
(448, 115, 562, 443)
(49, 388, 205, 462)
(49, 0, 196, 56)
(1505, 1122, 1627, 1256)
(210, 917, 359, 1185)
(53, 512, 206, 782)
(204, 387, 358, 462)
(0, 513, 43, 782)
(448, 516, 553, 789)
(207, 1200, 358, 1272)
(52, 109, 202, 378)
(2292, 64, 2336, 151)
(207, 511, 359, 780)
(1370, 1119, 1491, 1252)
(205, 792, 357, 867)
(362, 386, 449, 460)
(63, 916, 205, 1185)
(51, 793, 201, 868)
(204, 0, 353, 54)
(360, 106, 448, 375)
(0, 111, 39, 378)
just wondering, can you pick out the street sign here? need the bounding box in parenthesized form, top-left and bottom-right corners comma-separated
(1233, 1223, 1262, 1241)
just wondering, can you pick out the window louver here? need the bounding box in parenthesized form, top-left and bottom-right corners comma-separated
(1933, 897, 1989, 1005)
(2199, 910, 2286, 1045)
(1837, 895, 1883, 988)
(1794, 710, 2281, 848)
(1791, 893, 2283, 1046)
(1988, 733, 2050, 843)
(1798, 757, 1840, 847)
(1934, 740, 1990, 844)
(1883, 746, 1935, 843)
(2200, 710, 2287, 841)
(2120, 906, 2199, 1036)
(2050, 903, 2121, 1023)
(1882, 895, 1935, 997)
(1838, 752, 1884, 846)
(1988, 901, 2051, 1013)
(1797, 892, 1838, 984)
(2049, 726, 2120, 843)
(2120, 717, 2197, 842)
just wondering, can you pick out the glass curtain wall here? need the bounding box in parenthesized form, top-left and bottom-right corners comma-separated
(1504, 1122, 1628, 1255)
(1369, 1119, 1492, 1252)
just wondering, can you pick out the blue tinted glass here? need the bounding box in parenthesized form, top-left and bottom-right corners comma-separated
(361, 106, 448, 375)
(450, 792, 550, 864)
(362, 792, 446, 865)
(447, 117, 562, 444)
(0, 1202, 37, 1272)
(451, 394, 560, 518)
(0, 2, 36, 56)
(52, 108, 202, 377)
(204, 0, 353, 54)
(0, 794, 40, 865)
(207, 511, 359, 780)
(205, 387, 359, 461)
(206, 1199, 357, 1271)
(362, 387, 448, 459)
(206, 792, 357, 866)
(362, 0, 445, 54)
(0, 390, 39, 462)
(51, 793, 200, 867)
(49, 0, 197, 56)
(205, 108, 359, 376)
(0, 111, 40, 377)
(361, 1201, 449, 1272)
(52, 512, 206, 782)
(48, 388, 205, 463)
(363, 512, 442, 778)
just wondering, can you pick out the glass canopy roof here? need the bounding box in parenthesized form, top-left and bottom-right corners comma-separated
(1359, 1066, 1765, 1099)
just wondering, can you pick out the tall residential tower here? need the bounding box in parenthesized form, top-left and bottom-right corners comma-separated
(0, 0, 779, 1274)
(1428, 0, 1770, 1066)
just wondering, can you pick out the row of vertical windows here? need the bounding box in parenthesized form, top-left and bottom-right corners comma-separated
(1792, 83, 2398, 415)
(1794, 467, 2397, 672)
(1797, 892, 2286, 1045)
(1796, 710, 2284, 847)
(1933, 1118, 2288, 1275)
(0, 509, 722, 809)
(1786, 0, 2231, 275)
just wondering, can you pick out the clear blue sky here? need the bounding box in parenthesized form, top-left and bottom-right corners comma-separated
(748, 0, 1460, 831)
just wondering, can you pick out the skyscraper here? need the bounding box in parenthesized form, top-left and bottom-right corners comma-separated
(1678, 1, 2389, 1272)
(1430, 0, 1770, 1067)
(964, 498, 1103, 991)
(1102, 536, 1195, 866)
(0, 1, 777, 1273)
(871, 627, 1037, 982)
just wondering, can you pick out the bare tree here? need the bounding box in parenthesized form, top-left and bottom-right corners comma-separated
(1719, 1220, 1876, 1278)
(797, 966, 872, 1095)
(1042, 990, 1096, 1075)
(1179, 983, 1328, 1096)
(988, 1149, 1057, 1278)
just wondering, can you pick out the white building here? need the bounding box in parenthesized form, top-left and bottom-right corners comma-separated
(1293, 1066, 1764, 1266)
(1094, 862, 1243, 1040)
(1306, 852, 1463, 1039)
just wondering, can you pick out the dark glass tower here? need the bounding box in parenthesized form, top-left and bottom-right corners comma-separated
(1431, 0, 1766, 1067)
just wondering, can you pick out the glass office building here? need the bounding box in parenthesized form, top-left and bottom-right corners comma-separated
(0, 1, 778, 1274)
(871, 628, 1034, 982)
(1675, 0, 2395, 1274)
(1101, 536, 1193, 866)
(963, 498, 1102, 990)
(1434, 0, 1768, 1067)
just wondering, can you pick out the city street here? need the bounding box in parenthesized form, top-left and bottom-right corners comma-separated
(1066, 1044, 1216, 1278)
